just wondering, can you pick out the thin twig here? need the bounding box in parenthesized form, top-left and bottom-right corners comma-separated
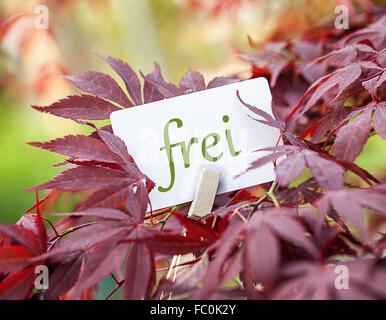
(111, 273, 120, 285)
(246, 193, 268, 220)
(267, 180, 280, 208)
(160, 213, 172, 231)
(47, 221, 98, 250)
(41, 216, 60, 238)
(105, 280, 124, 300)
(246, 179, 279, 219)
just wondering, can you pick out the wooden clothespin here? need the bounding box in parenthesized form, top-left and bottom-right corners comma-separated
(163, 168, 221, 299)
(188, 168, 221, 218)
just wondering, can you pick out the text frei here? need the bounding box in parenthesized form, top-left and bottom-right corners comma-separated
(159, 115, 241, 192)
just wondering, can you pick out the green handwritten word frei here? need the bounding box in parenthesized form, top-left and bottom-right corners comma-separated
(159, 115, 241, 192)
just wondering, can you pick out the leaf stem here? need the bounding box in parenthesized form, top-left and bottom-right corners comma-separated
(40, 216, 60, 238)
(47, 221, 98, 250)
(111, 273, 120, 285)
(143, 203, 187, 223)
(105, 279, 124, 300)
(144, 210, 170, 221)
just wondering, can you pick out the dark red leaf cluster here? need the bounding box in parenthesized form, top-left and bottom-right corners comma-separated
(1, 5, 385, 300)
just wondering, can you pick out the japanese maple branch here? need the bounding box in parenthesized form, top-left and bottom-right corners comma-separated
(246, 179, 279, 220)
(267, 180, 280, 208)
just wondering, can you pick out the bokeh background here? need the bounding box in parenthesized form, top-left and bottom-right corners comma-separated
(1, 0, 385, 225)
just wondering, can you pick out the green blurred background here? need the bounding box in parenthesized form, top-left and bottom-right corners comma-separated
(0, 0, 385, 224)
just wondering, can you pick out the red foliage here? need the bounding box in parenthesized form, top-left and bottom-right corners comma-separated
(0, 6, 385, 300)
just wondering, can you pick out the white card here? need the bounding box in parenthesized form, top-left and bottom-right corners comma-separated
(110, 77, 281, 210)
